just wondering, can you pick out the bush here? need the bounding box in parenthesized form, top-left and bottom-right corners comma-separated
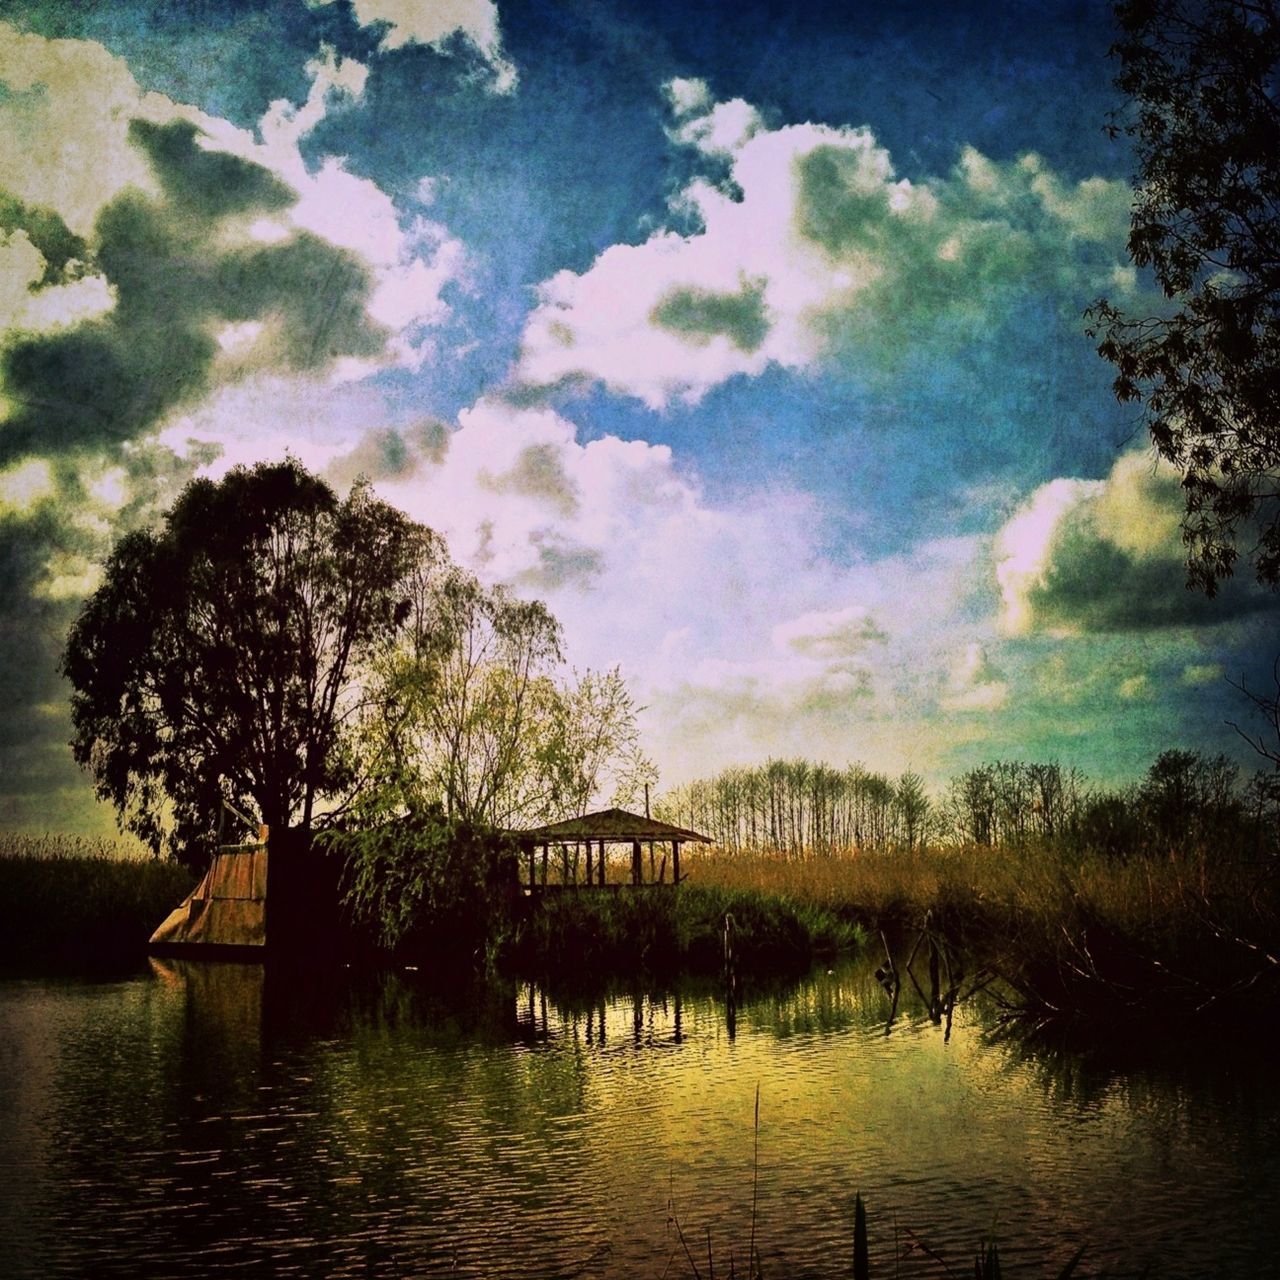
(509, 886, 862, 978)
(324, 805, 520, 967)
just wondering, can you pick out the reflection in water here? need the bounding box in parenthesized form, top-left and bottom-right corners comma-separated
(0, 955, 1278, 1278)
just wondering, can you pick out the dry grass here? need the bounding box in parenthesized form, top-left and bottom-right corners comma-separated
(682, 844, 1279, 1023)
(0, 835, 196, 971)
(0, 831, 152, 860)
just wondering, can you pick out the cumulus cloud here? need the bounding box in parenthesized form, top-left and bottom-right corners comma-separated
(995, 452, 1276, 634)
(941, 643, 1010, 712)
(514, 80, 1134, 408)
(0, 25, 470, 827)
(309, 0, 517, 93)
(0, 32, 466, 468)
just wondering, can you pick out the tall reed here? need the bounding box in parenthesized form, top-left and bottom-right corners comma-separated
(0, 837, 196, 971)
(682, 843, 1279, 1024)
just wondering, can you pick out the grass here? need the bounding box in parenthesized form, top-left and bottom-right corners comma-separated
(0, 835, 197, 972)
(681, 844, 1280, 1026)
(507, 884, 864, 979)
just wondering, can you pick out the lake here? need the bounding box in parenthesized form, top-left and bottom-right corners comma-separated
(1, 955, 1277, 1278)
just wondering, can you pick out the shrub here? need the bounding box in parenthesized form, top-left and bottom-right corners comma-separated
(324, 805, 520, 967)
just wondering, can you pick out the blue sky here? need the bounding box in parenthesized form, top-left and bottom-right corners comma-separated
(1, 0, 1276, 831)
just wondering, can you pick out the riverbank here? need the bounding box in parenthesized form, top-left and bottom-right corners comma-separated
(0, 844, 862, 980)
(506, 885, 863, 979)
(681, 845, 1280, 1026)
(5, 839, 1276, 1032)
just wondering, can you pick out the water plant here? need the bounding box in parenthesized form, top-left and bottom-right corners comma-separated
(0, 838, 196, 971)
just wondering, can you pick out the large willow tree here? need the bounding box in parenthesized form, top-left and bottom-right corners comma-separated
(62, 460, 431, 866)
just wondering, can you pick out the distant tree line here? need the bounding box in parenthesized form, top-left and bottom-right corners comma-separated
(655, 750, 1278, 857)
(653, 761, 935, 856)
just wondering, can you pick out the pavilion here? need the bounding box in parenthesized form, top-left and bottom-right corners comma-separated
(518, 807, 712, 891)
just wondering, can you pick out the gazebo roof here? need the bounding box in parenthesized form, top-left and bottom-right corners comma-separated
(520, 807, 712, 844)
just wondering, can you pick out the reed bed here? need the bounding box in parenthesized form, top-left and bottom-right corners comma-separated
(510, 884, 864, 979)
(681, 844, 1279, 1025)
(0, 835, 196, 972)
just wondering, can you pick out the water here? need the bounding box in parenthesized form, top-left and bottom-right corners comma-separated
(1, 956, 1277, 1278)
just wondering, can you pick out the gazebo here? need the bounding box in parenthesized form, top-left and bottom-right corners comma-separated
(518, 807, 712, 891)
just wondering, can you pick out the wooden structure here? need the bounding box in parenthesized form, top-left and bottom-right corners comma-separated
(148, 824, 343, 959)
(518, 807, 712, 891)
(149, 826, 270, 956)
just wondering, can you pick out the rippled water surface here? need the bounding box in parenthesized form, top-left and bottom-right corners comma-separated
(1, 956, 1278, 1278)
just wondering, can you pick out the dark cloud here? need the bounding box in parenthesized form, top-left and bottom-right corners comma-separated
(0, 438, 224, 829)
(520, 529, 602, 589)
(651, 277, 769, 352)
(1006, 463, 1280, 633)
(1023, 528, 1276, 632)
(126, 118, 293, 218)
(792, 143, 1123, 379)
(0, 192, 88, 287)
(326, 419, 451, 489)
(479, 442, 579, 515)
(0, 117, 386, 467)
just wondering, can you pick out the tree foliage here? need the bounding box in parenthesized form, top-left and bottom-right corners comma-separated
(359, 564, 653, 829)
(62, 460, 430, 866)
(658, 751, 1275, 857)
(330, 803, 519, 962)
(655, 759, 940, 855)
(1088, 0, 1280, 592)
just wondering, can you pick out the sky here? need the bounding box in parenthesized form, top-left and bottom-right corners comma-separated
(1, 0, 1277, 834)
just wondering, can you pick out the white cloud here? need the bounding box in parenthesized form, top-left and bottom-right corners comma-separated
(0, 27, 467, 394)
(772, 605, 885, 658)
(514, 81, 1135, 407)
(0, 457, 56, 514)
(994, 451, 1269, 634)
(0, 24, 172, 235)
(941, 643, 1010, 712)
(309, 0, 517, 93)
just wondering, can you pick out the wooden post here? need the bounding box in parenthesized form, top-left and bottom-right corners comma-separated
(528, 841, 535, 892)
(632, 839, 642, 886)
(672, 840, 680, 886)
(584, 840, 592, 887)
(645, 782, 656, 878)
(598, 839, 606, 886)
(541, 842, 549, 887)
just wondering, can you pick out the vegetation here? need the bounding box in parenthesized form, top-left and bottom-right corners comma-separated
(323, 804, 521, 969)
(657, 750, 1277, 857)
(357, 567, 654, 831)
(1088, 0, 1280, 591)
(61, 459, 651, 872)
(508, 885, 862, 979)
(0, 835, 196, 971)
(62, 460, 430, 869)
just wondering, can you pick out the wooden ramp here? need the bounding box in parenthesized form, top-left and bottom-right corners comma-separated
(149, 839, 268, 957)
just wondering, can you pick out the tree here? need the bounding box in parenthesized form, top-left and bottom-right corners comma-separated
(356, 565, 652, 831)
(364, 565, 563, 828)
(1088, 0, 1280, 592)
(545, 667, 655, 818)
(62, 460, 430, 866)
